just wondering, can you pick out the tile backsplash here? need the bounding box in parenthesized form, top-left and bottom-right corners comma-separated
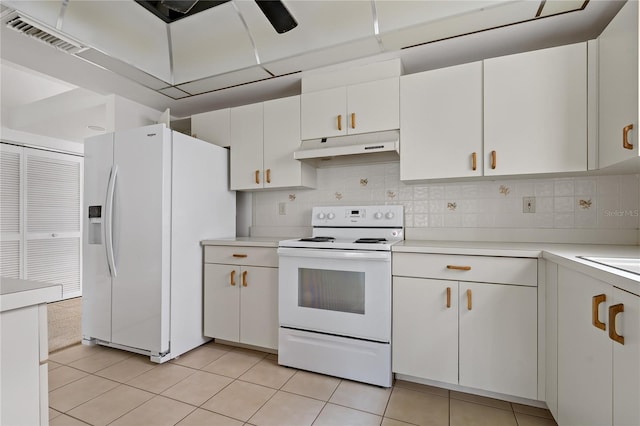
(251, 162, 640, 244)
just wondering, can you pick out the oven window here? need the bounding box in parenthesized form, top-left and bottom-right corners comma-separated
(298, 268, 365, 314)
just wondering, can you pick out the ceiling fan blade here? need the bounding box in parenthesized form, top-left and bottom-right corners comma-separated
(255, 0, 297, 34)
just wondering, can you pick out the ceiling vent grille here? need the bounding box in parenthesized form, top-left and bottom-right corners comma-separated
(6, 15, 84, 54)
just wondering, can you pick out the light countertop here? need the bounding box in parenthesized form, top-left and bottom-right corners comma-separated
(396, 240, 639, 296)
(1, 277, 63, 313)
(201, 237, 281, 248)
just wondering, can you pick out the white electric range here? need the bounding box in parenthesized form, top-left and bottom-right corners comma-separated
(277, 205, 404, 387)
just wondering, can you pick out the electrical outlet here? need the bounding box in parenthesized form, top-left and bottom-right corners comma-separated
(278, 202, 287, 215)
(523, 196, 536, 213)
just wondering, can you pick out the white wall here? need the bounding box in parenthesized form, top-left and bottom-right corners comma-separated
(105, 95, 163, 132)
(250, 162, 640, 245)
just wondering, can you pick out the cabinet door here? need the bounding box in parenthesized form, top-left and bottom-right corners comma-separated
(484, 43, 587, 176)
(400, 62, 482, 180)
(230, 103, 264, 190)
(263, 96, 304, 189)
(239, 266, 279, 350)
(459, 281, 537, 399)
(392, 277, 458, 384)
(191, 108, 230, 148)
(347, 77, 399, 135)
(203, 263, 240, 341)
(613, 288, 640, 426)
(301, 87, 347, 139)
(598, 0, 639, 168)
(557, 267, 612, 426)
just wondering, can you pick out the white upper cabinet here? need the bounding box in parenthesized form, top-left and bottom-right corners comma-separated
(484, 42, 587, 176)
(230, 96, 316, 191)
(230, 102, 263, 191)
(191, 108, 230, 148)
(598, 0, 639, 169)
(301, 78, 399, 140)
(263, 96, 315, 189)
(400, 61, 483, 181)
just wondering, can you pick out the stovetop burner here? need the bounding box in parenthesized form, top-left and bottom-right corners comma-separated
(299, 236, 335, 242)
(354, 238, 387, 244)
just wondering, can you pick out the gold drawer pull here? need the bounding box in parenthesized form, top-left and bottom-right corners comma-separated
(609, 303, 624, 345)
(351, 112, 356, 129)
(447, 265, 471, 271)
(467, 289, 472, 311)
(472, 152, 477, 171)
(266, 168, 271, 184)
(337, 114, 342, 131)
(491, 150, 497, 169)
(242, 270, 248, 287)
(255, 170, 260, 184)
(233, 254, 248, 258)
(446, 287, 451, 308)
(592, 294, 606, 331)
(623, 124, 634, 150)
(230, 270, 236, 286)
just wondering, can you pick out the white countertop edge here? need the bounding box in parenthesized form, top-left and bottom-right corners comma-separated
(1, 278, 63, 312)
(542, 250, 640, 296)
(201, 237, 281, 248)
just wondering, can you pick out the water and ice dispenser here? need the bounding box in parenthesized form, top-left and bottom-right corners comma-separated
(88, 205, 102, 244)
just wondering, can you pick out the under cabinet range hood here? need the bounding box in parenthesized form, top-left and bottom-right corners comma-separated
(294, 130, 399, 165)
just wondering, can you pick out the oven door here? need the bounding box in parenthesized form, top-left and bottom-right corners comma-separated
(278, 247, 391, 342)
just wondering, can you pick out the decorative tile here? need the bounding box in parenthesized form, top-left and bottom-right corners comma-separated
(335, 192, 343, 200)
(578, 199, 592, 209)
(499, 185, 511, 196)
(447, 202, 457, 211)
(289, 193, 296, 201)
(360, 178, 368, 186)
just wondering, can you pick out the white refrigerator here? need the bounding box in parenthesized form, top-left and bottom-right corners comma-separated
(82, 124, 235, 362)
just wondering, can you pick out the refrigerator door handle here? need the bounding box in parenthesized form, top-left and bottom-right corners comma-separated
(105, 164, 118, 277)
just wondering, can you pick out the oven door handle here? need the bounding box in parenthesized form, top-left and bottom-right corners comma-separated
(277, 247, 391, 261)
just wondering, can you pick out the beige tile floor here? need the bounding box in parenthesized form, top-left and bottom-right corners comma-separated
(48, 342, 558, 426)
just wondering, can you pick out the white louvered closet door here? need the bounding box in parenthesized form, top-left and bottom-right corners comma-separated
(0, 144, 23, 278)
(24, 148, 83, 298)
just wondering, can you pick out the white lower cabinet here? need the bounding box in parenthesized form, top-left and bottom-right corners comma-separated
(393, 277, 458, 384)
(203, 246, 279, 350)
(459, 281, 537, 399)
(392, 252, 538, 399)
(1, 304, 49, 426)
(556, 266, 640, 426)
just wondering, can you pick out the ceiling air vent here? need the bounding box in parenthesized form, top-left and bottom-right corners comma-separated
(6, 15, 84, 54)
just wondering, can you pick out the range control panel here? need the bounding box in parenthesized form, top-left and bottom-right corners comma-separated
(312, 205, 404, 228)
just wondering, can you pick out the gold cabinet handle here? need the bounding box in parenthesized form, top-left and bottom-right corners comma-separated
(467, 289, 472, 310)
(592, 294, 606, 330)
(255, 170, 260, 184)
(623, 124, 634, 150)
(242, 270, 248, 287)
(351, 112, 356, 129)
(472, 152, 477, 171)
(609, 303, 625, 345)
(446, 287, 451, 308)
(337, 114, 342, 131)
(230, 270, 236, 286)
(266, 169, 271, 184)
(447, 265, 471, 271)
(491, 150, 497, 169)
(233, 254, 248, 258)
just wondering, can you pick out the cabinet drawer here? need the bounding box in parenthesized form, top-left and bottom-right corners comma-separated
(204, 246, 278, 267)
(393, 253, 537, 286)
